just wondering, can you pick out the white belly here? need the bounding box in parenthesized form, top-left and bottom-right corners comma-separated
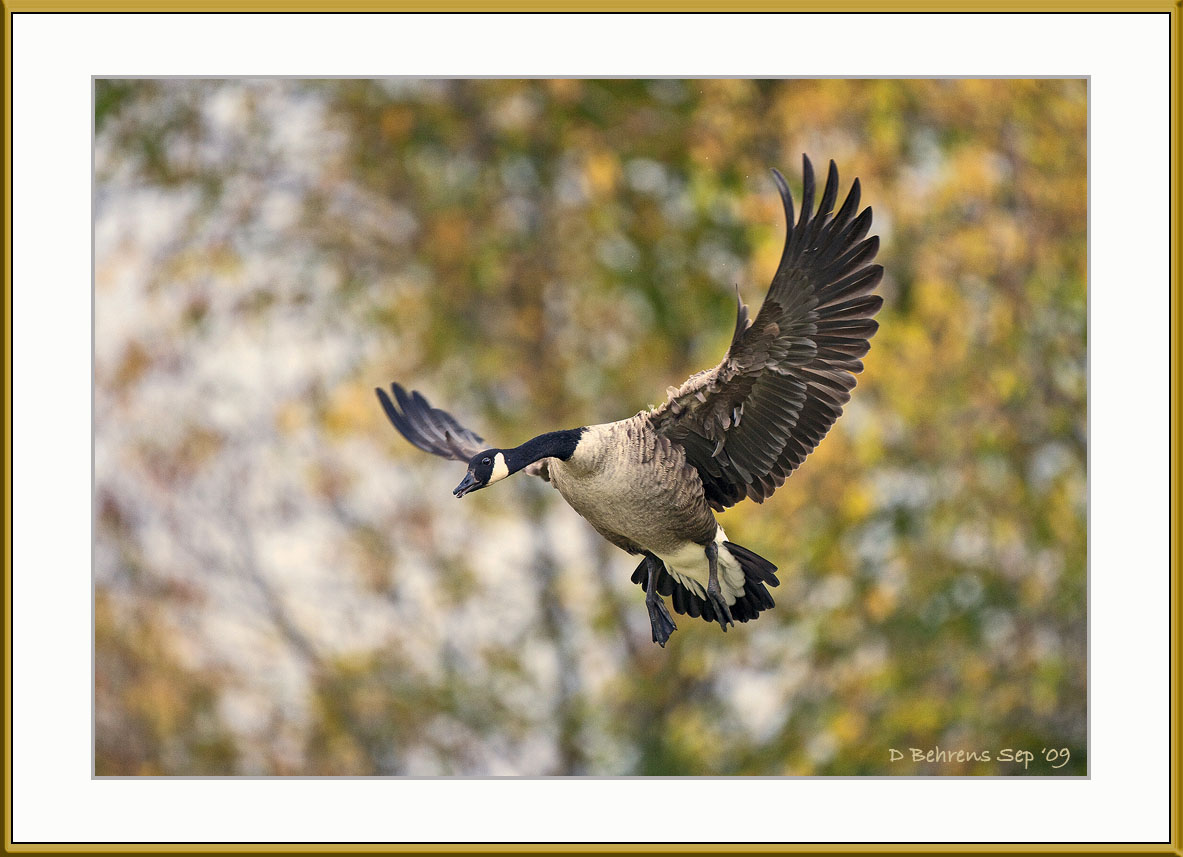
(656, 528, 746, 605)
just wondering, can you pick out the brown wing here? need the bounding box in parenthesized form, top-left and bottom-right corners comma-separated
(650, 156, 883, 510)
(376, 382, 554, 480)
(375, 382, 487, 461)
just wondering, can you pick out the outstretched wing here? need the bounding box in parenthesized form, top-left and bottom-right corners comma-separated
(375, 382, 487, 461)
(650, 155, 884, 511)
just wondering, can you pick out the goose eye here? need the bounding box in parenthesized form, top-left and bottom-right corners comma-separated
(482, 457, 491, 465)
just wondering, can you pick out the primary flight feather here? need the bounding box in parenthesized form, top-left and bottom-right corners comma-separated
(377, 155, 883, 646)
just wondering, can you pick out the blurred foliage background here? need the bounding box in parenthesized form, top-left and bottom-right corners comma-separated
(94, 79, 1086, 776)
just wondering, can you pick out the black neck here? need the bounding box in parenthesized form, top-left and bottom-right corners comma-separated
(504, 428, 585, 473)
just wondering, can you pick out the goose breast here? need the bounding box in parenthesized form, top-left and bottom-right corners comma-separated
(548, 417, 718, 555)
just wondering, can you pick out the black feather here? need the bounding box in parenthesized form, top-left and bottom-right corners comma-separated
(376, 383, 485, 461)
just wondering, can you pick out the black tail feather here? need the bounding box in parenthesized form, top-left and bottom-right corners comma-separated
(630, 542, 780, 629)
(723, 541, 780, 587)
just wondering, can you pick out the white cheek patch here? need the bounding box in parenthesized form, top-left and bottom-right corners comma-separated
(489, 452, 510, 484)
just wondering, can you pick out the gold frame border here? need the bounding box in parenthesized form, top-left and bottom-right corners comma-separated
(0, 0, 1176, 9)
(1, 5, 1177, 854)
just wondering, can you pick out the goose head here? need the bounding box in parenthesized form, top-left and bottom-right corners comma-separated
(453, 450, 510, 497)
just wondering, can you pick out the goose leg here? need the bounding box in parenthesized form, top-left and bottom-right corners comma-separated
(705, 542, 734, 630)
(643, 553, 677, 647)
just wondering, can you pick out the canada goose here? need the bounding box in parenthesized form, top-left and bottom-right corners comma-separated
(377, 155, 882, 646)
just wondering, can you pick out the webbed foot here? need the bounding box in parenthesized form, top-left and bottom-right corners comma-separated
(706, 584, 734, 630)
(646, 597, 677, 647)
(643, 552, 677, 647)
(705, 541, 735, 630)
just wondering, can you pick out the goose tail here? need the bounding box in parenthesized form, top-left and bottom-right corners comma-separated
(630, 541, 779, 627)
(720, 541, 779, 622)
